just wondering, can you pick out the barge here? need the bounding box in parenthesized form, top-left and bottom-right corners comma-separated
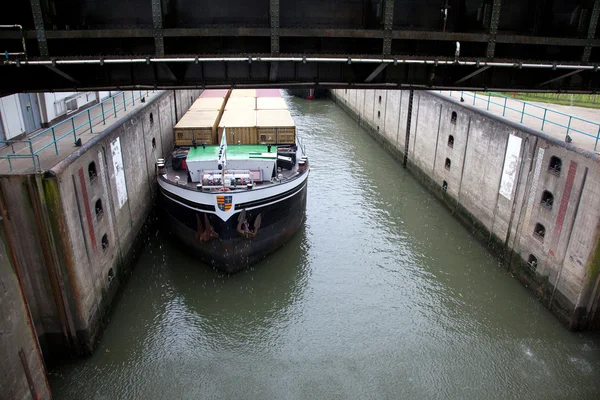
(157, 89, 309, 273)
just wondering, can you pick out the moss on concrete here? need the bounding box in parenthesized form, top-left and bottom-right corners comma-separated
(587, 236, 600, 284)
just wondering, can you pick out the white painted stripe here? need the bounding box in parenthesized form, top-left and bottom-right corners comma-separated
(110, 137, 128, 209)
(158, 170, 309, 221)
(499, 134, 522, 200)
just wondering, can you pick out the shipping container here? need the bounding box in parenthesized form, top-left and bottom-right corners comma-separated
(174, 110, 220, 146)
(256, 110, 296, 144)
(225, 97, 256, 110)
(189, 97, 226, 111)
(256, 88, 282, 97)
(256, 97, 287, 110)
(230, 89, 257, 98)
(200, 89, 230, 98)
(218, 110, 258, 144)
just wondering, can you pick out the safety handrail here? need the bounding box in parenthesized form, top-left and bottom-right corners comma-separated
(442, 90, 600, 151)
(0, 90, 156, 172)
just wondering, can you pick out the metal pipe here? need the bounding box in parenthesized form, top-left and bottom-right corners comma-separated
(541, 109, 547, 131)
(2, 57, 597, 70)
(0, 24, 27, 59)
(52, 127, 58, 155)
(71, 118, 76, 143)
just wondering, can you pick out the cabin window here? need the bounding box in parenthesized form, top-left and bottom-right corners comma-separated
(445, 158, 451, 170)
(541, 190, 554, 210)
(101, 234, 109, 250)
(88, 161, 97, 182)
(451, 111, 457, 124)
(448, 135, 454, 148)
(150, 112, 154, 125)
(533, 223, 546, 242)
(528, 254, 538, 270)
(442, 180, 448, 192)
(95, 199, 104, 220)
(548, 156, 562, 176)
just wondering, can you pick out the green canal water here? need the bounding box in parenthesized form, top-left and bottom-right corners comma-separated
(49, 94, 600, 399)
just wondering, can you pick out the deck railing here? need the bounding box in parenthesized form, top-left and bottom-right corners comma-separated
(442, 91, 600, 151)
(0, 90, 156, 172)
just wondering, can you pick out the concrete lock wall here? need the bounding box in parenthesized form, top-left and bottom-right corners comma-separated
(0, 217, 52, 399)
(0, 89, 200, 380)
(331, 89, 600, 331)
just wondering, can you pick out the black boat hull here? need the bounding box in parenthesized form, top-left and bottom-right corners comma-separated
(159, 182, 308, 273)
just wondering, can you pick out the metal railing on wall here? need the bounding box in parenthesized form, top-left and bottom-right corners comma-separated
(0, 90, 156, 172)
(442, 90, 600, 151)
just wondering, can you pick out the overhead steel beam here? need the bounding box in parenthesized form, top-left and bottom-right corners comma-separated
(29, 0, 48, 57)
(487, 0, 502, 59)
(151, 0, 164, 56)
(1, 28, 597, 48)
(383, 0, 395, 55)
(45, 66, 80, 84)
(455, 65, 491, 84)
(270, 0, 280, 55)
(269, 62, 279, 82)
(536, 69, 585, 88)
(583, 0, 600, 62)
(365, 63, 389, 82)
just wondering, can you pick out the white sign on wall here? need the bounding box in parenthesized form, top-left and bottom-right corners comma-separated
(499, 134, 522, 200)
(110, 137, 128, 209)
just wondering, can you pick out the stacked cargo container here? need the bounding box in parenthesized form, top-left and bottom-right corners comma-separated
(173, 89, 229, 146)
(175, 88, 296, 147)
